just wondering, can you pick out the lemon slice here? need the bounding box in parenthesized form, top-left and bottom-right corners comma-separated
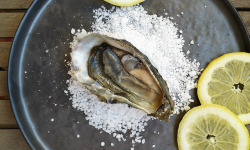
(197, 52, 250, 124)
(178, 104, 249, 150)
(104, 0, 144, 6)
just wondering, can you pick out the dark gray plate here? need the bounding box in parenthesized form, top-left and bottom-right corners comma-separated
(8, 0, 250, 149)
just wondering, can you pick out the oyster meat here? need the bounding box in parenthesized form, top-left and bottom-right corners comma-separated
(71, 33, 174, 121)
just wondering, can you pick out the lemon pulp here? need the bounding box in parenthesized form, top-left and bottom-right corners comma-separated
(198, 52, 250, 124)
(178, 104, 249, 150)
(187, 114, 238, 149)
(209, 60, 249, 115)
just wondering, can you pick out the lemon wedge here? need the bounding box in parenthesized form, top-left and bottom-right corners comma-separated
(178, 104, 249, 150)
(104, 0, 144, 6)
(197, 52, 250, 124)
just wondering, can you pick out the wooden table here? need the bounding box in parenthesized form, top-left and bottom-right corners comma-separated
(0, 0, 250, 149)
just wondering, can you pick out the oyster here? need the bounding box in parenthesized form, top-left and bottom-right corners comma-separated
(71, 33, 174, 121)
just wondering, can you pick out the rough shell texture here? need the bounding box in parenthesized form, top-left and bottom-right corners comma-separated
(71, 33, 174, 121)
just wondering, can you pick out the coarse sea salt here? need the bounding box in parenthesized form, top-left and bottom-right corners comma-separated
(68, 5, 200, 146)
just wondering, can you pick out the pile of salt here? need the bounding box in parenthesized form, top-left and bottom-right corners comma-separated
(68, 5, 200, 147)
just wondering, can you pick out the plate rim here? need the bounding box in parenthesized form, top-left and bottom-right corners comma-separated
(7, 0, 250, 149)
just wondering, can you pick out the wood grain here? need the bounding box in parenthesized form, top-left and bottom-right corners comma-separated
(0, 71, 8, 99)
(0, 13, 24, 37)
(230, 0, 250, 8)
(0, 12, 249, 38)
(0, 1, 249, 149)
(0, 0, 249, 9)
(0, 100, 18, 128)
(0, 129, 30, 150)
(239, 11, 250, 33)
(0, 42, 11, 68)
(0, 0, 33, 9)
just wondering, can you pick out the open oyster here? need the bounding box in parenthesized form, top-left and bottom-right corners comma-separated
(71, 33, 174, 121)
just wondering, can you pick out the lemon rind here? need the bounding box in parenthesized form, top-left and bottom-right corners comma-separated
(104, 0, 145, 6)
(238, 114, 250, 124)
(197, 52, 250, 124)
(177, 104, 250, 150)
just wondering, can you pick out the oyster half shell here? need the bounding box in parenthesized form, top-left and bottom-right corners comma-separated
(71, 33, 174, 121)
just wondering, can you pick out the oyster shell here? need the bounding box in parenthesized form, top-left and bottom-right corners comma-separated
(71, 33, 174, 121)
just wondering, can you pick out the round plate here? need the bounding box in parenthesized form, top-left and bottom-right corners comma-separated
(8, 0, 250, 149)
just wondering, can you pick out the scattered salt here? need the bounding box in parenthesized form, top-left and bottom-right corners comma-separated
(77, 134, 80, 138)
(152, 145, 155, 148)
(142, 139, 145, 144)
(64, 90, 68, 94)
(51, 118, 54, 122)
(101, 142, 105, 146)
(111, 143, 114, 146)
(190, 40, 194, 44)
(71, 28, 76, 34)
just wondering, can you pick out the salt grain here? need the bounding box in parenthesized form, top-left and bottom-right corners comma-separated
(101, 142, 105, 146)
(142, 139, 145, 144)
(190, 40, 194, 44)
(64, 90, 68, 94)
(71, 28, 76, 34)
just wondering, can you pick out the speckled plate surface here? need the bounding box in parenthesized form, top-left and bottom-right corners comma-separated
(8, 0, 250, 149)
